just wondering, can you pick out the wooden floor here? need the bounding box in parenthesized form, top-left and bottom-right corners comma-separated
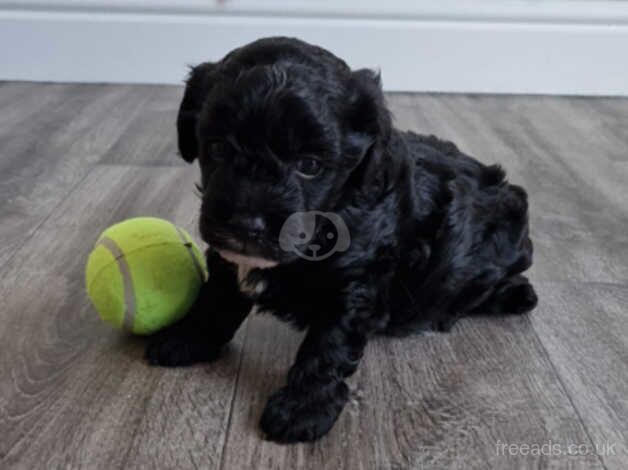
(0, 82, 627, 470)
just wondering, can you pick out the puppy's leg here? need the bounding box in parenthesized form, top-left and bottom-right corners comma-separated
(260, 282, 383, 443)
(259, 324, 364, 443)
(146, 252, 252, 366)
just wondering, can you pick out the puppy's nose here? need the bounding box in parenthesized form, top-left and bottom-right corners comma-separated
(228, 215, 266, 238)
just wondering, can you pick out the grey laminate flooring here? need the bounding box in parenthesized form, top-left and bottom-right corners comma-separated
(0, 82, 626, 470)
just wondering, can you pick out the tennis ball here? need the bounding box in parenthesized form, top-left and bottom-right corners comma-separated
(85, 217, 208, 335)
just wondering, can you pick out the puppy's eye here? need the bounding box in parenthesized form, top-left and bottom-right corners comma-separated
(295, 158, 322, 179)
(207, 141, 231, 161)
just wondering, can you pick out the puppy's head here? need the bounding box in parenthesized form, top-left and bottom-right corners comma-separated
(177, 38, 395, 266)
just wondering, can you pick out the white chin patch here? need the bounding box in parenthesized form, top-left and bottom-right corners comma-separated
(216, 249, 277, 295)
(216, 249, 278, 269)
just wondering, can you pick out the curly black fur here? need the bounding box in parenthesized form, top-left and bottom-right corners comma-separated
(146, 37, 538, 443)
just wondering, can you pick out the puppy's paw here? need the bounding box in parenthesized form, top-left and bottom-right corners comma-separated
(260, 383, 348, 443)
(502, 282, 538, 315)
(145, 331, 219, 367)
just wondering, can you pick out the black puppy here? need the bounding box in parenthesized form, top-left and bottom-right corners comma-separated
(146, 37, 538, 443)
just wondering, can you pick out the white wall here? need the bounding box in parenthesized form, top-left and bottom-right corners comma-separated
(1, 0, 628, 95)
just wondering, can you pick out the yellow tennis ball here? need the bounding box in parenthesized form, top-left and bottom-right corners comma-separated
(85, 217, 207, 335)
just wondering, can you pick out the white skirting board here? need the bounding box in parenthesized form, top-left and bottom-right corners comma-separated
(1, 4, 628, 95)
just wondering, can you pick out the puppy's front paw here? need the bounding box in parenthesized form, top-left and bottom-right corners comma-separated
(145, 330, 219, 367)
(260, 383, 348, 443)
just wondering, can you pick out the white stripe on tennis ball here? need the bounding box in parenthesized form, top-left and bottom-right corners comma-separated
(97, 236, 136, 332)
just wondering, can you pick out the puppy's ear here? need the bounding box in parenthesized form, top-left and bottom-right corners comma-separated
(345, 69, 399, 194)
(346, 69, 391, 144)
(177, 62, 215, 163)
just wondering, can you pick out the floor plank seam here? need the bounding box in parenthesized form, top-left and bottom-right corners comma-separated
(119, 372, 162, 469)
(536, 280, 628, 289)
(0, 164, 97, 275)
(218, 317, 252, 470)
(525, 314, 610, 470)
(95, 162, 187, 169)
